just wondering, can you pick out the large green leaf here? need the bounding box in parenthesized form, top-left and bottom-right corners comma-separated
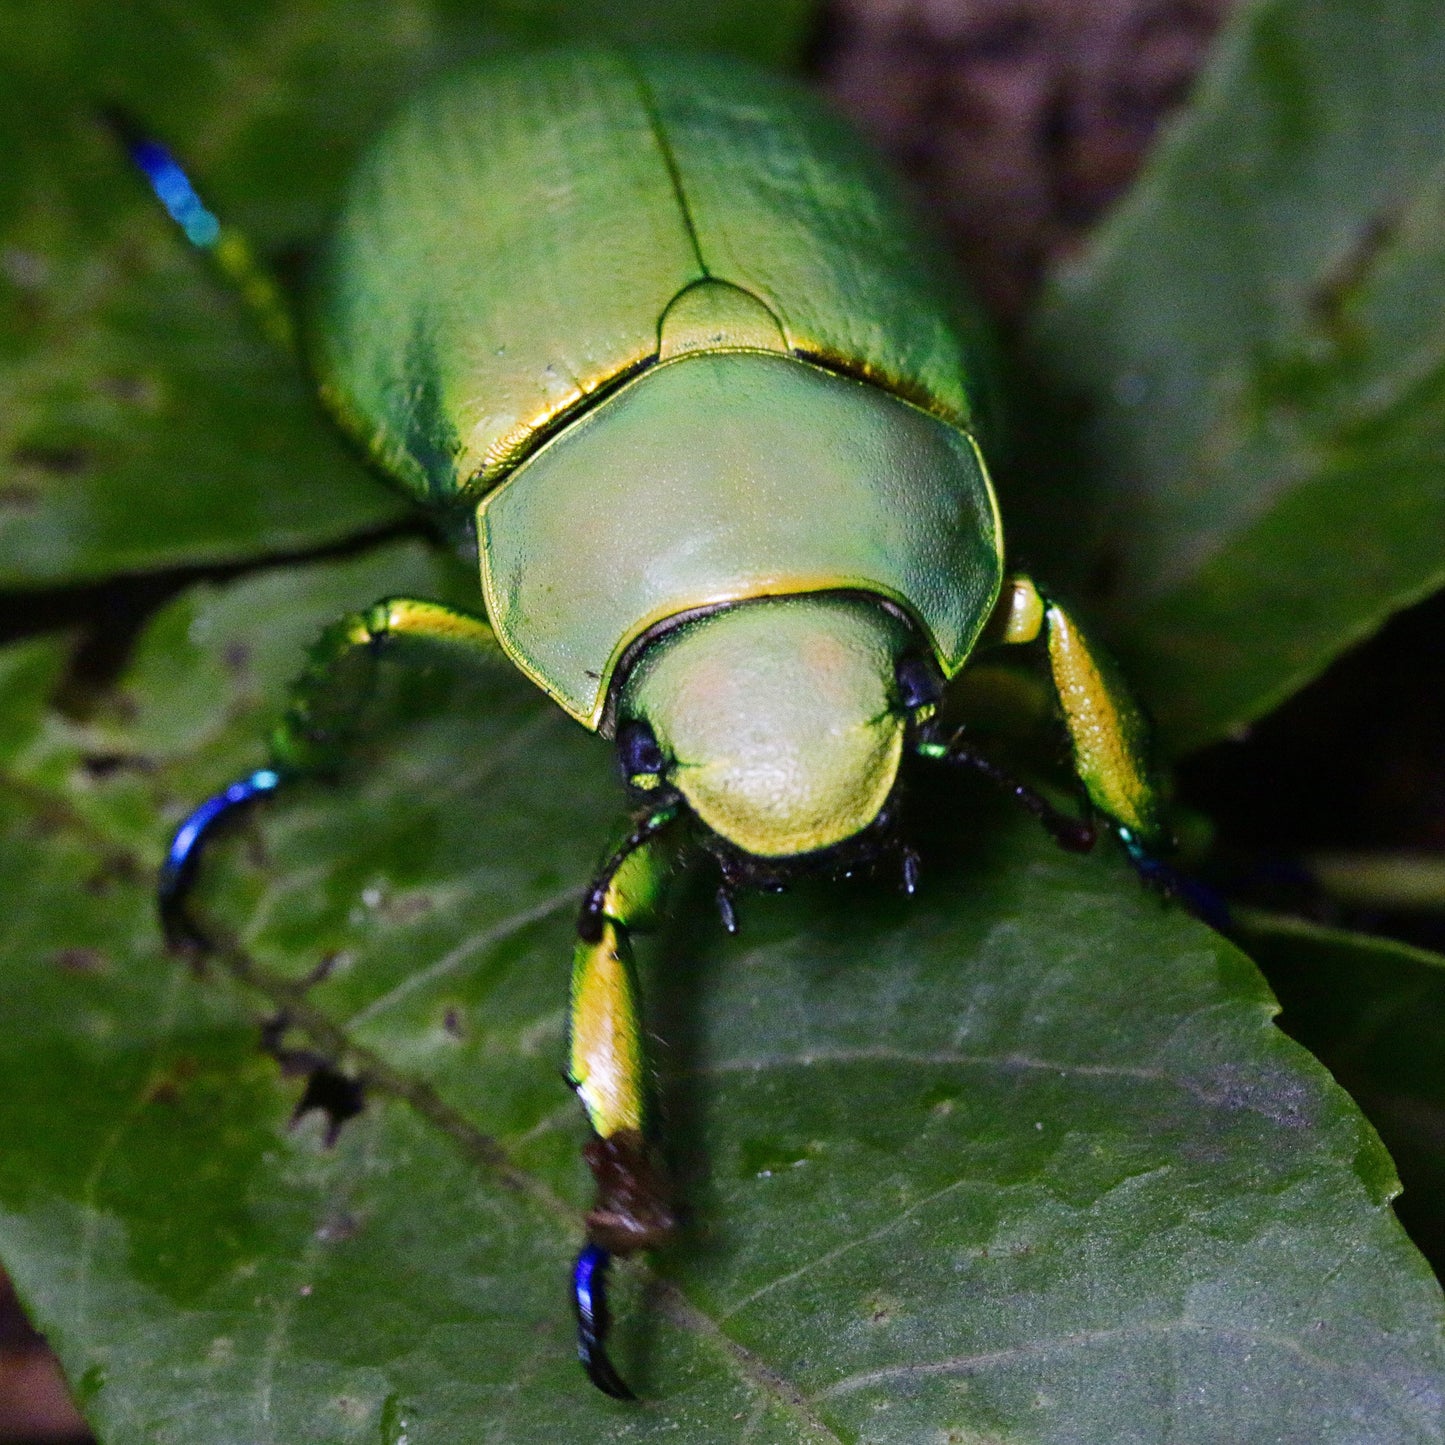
(1024, 0, 1445, 752)
(1, 545, 1440, 1442)
(0, 0, 815, 589)
(1240, 912, 1445, 1268)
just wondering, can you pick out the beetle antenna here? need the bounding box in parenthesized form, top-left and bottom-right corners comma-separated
(919, 728, 1096, 853)
(573, 1243, 636, 1400)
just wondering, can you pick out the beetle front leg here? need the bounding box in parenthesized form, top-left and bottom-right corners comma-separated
(158, 598, 502, 948)
(567, 807, 682, 1399)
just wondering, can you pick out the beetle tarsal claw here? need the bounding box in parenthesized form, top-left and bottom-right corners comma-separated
(573, 1130, 673, 1401)
(1118, 829, 1232, 931)
(573, 1243, 636, 1401)
(900, 845, 921, 895)
(158, 766, 284, 951)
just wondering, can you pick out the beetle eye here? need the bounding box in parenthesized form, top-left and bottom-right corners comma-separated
(895, 655, 942, 712)
(617, 719, 666, 785)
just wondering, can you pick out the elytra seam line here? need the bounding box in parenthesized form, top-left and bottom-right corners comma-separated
(626, 56, 711, 281)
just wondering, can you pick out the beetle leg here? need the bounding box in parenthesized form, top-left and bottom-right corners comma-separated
(106, 108, 296, 356)
(994, 574, 1166, 851)
(158, 598, 501, 949)
(269, 598, 502, 775)
(981, 576, 1236, 919)
(975, 580, 1231, 921)
(568, 809, 682, 1399)
(918, 728, 1097, 853)
(158, 767, 283, 949)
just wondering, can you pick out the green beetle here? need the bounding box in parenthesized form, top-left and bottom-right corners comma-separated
(137, 46, 1165, 1399)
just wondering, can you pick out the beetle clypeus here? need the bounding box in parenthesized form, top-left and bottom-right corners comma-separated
(129, 47, 1166, 1399)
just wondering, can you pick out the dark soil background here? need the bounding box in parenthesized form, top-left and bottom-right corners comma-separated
(818, 0, 1232, 319)
(10, 0, 1445, 1436)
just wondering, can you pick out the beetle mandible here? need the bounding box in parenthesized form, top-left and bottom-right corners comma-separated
(130, 46, 1166, 1399)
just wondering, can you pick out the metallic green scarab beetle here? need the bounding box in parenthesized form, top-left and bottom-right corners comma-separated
(141, 46, 1166, 1399)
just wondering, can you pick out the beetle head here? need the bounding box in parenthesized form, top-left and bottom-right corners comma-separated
(619, 596, 919, 859)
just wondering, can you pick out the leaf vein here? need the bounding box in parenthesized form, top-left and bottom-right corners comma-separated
(719, 1172, 983, 1324)
(346, 882, 579, 1028)
(813, 1319, 1431, 1404)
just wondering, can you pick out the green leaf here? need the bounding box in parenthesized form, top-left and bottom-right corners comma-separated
(1307, 853, 1445, 913)
(1, 547, 1441, 1442)
(1239, 912, 1445, 1268)
(0, 0, 816, 589)
(1024, 0, 1445, 752)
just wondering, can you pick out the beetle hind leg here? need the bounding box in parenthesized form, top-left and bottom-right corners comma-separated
(105, 107, 296, 356)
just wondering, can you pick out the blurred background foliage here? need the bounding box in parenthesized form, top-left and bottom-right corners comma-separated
(4, 0, 1445, 1440)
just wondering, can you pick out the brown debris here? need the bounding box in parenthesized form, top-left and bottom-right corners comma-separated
(0, 1274, 88, 1442)
(582, 1130, 677, 1255)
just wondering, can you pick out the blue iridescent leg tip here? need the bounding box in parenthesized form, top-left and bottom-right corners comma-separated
(573, 1243, 635, 1400)
(1118, 828, 1232, 932)
(158, 768, 282, 947)
(120, 128, 222, 248)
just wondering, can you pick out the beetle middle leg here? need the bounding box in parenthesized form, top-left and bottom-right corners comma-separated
(159, 597, 502, 948)
(567, 806, 683, 1400)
